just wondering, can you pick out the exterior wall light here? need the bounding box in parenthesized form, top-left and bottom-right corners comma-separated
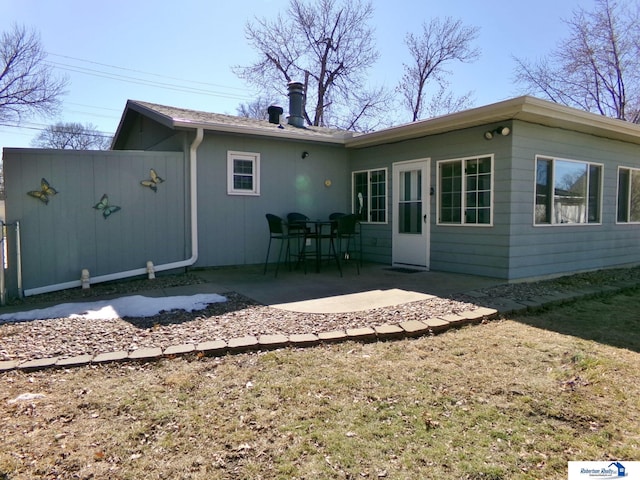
(484, 126, 511, 140)
(301, 151, 309, 159)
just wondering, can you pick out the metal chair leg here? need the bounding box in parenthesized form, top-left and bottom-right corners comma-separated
(330, 236, 342, 277)
(345, 236, 360, 275)
(263, 237, 272, 275)
(274, 237, 286, 277)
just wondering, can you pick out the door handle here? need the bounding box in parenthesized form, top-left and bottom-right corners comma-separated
(423, 214, 427, 223)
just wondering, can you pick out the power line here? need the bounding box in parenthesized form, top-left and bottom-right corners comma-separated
(47, 61, 251, 101)
(0, 122, 114, 139)
(1, 54, 252, 141)
(45, 53, 252, 103)
(47, 52, 248, 92)
(64, 109, 121, 120)
(0, 128, 34, 138)
(65, 102, 121, 113)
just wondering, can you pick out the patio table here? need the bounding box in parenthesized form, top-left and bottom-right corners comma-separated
(301, 219, 334, 273)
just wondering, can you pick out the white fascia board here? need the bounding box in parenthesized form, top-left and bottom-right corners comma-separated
(173, 120, 351, 145)
(345, 96, 640, 148)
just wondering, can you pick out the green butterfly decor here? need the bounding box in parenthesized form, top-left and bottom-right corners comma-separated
(93, 194, 121, 219)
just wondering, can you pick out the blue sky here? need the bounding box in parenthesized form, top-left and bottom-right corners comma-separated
(1, 0, 594, 149)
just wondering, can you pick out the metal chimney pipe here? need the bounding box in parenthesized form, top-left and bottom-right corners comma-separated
(287, 81, 305, 128)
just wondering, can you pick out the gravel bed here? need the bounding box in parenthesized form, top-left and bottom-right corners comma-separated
(0, 292, 477, 362)
(1, 266, 639, 363)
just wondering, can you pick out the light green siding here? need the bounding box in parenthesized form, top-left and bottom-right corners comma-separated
(3, 149, 186, 295)
(193, 131, 351, 267)
(349, 124, 513, 277)
(506, 121, 640, 280)
(6, 108, 640, 296)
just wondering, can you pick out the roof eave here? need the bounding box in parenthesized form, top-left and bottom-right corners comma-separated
(515, 97, 640, 145)
(344, 97, 528, 148)
(111, 100, 178, 149)
(344, 96, 640, 147)
(173, 119, 351, 145)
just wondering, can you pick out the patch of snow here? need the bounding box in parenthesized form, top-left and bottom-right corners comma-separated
(0, 294, 227, 322)
(8, 393, 45, 403)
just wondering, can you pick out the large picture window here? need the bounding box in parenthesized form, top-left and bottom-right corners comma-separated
(437, 155, 493, 225)
(617, 167, 640, 223)
(535, 156, 602, 225)
(227, 151, 260, 196)
(352, 168, 387, 223)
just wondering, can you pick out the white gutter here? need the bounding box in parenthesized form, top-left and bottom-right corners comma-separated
(172, 119, 352, 145)
(24, 128, 204, 297)
(345, 95, 640, 148)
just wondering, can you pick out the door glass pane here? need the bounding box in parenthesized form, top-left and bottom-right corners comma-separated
(399, 170, 422, 234)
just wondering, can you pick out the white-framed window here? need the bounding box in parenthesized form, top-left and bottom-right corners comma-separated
(352, 168, 387, 223)
(617, 166, 640, 223)
(437, 155, 493, 226)
(534, 156, 602, 225)
(227, 151, 260, 196)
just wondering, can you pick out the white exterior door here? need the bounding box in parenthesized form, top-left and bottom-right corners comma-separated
(392, 159, 430, 270)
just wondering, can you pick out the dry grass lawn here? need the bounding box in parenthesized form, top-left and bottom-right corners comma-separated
(1, 289, 639, 479)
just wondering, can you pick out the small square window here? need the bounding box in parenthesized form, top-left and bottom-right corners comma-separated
(227, 151, 260, 196)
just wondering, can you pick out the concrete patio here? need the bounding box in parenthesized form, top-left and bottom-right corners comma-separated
(191, 262, 507, 313)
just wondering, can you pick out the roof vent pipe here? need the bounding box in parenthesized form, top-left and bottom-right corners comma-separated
(287, 81, 305, 128)
(267, 105, 283, 124)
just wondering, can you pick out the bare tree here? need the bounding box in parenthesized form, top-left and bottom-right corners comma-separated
(0, 24, 67, 123)
(31, 122, 112, 150)
(236, 96, 279, 120)
(234, 0, 384, 130)
(513, 0, 640, 122)
(327, 85, 394, 132)
(422, 82, 474, 119)
(398, 17, 480, 122)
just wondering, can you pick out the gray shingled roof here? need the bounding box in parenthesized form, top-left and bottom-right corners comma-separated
(127, 100, 355, 144)
(119, 96, 640, 149)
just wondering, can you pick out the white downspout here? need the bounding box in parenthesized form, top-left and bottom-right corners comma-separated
(24, 128, 204, 296)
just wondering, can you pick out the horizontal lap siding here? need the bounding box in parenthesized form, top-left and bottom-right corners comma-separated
(509, 230, 637, 270)
(359, 223, 392, 264)
(349, 144, 395, 265)
(350, 126, 512, 275)
(424, 127, 511, 278)
(507, 121, 640, 280)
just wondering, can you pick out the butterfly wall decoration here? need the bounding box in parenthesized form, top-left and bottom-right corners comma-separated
(27, 178, 58, 205)
(140, 168, 164, 192)
(93, 194, 121, 219)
